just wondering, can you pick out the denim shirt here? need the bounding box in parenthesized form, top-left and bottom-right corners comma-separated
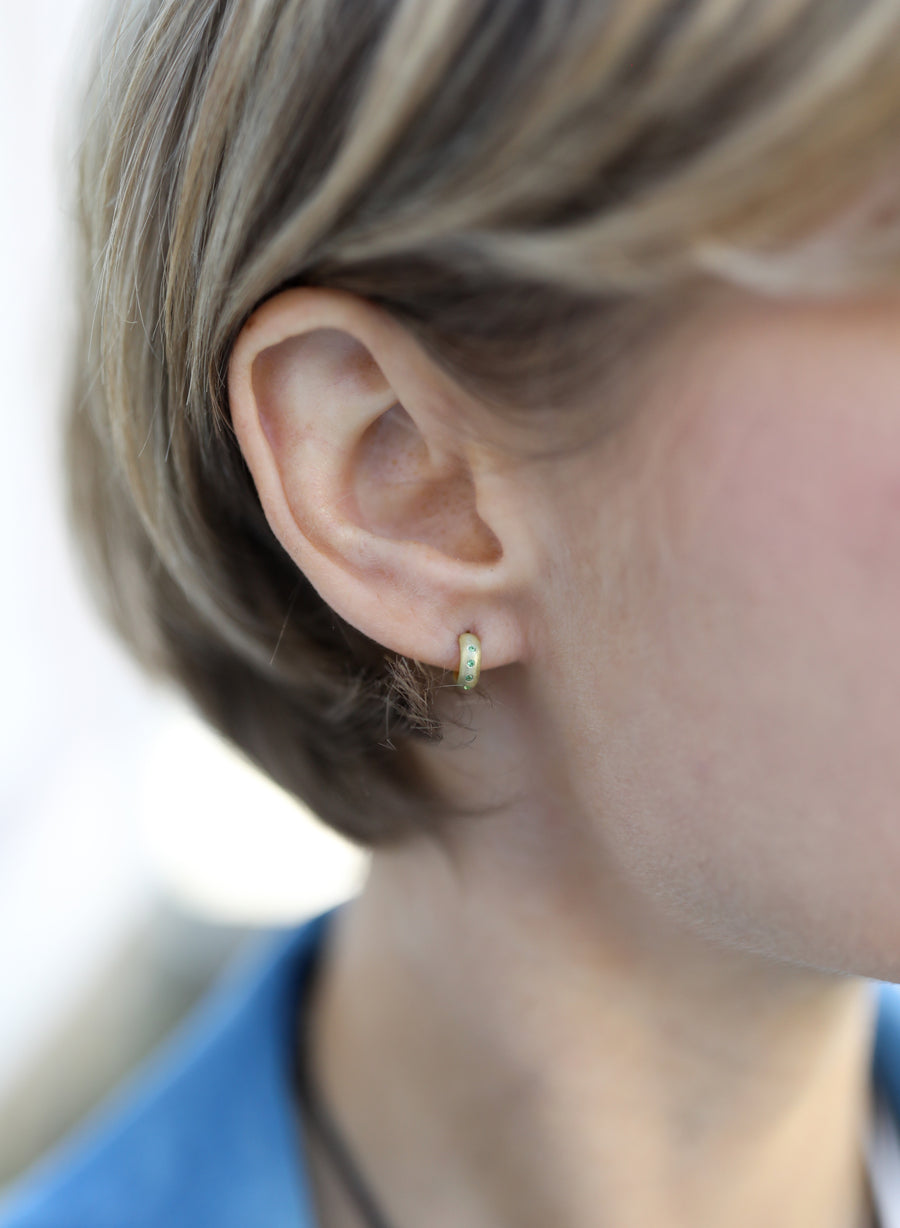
(1, 901, 899, 1227)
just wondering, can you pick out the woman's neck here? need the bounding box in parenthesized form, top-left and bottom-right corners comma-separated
(302, 831, 880, 1228)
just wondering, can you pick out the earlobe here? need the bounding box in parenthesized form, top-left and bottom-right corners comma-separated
(227, 286, 531, 675)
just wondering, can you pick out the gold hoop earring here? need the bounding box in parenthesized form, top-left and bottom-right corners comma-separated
(456, 632, 481, 690)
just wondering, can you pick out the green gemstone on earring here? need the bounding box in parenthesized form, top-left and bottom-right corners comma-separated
(466, 673, 473, 681)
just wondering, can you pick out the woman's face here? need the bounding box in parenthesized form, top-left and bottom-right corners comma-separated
(530, 288, 900, 981)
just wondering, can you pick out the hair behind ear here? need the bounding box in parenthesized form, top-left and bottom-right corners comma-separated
(66, 325, 460, 845)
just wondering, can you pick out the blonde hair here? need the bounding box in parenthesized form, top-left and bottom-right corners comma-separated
(67, 0, 900, 845)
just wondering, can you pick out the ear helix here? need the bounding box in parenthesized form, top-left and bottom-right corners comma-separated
(455, 631, 481, 690)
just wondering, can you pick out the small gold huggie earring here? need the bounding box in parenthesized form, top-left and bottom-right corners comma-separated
(456, 632, 481, 690)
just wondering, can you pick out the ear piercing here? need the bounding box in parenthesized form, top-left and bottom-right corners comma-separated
(456, 632, 481, 690)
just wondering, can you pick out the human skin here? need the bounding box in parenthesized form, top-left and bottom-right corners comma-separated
(227, 283, 900, 1227)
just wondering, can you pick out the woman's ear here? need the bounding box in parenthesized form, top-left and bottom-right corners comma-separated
(227, 286, 533, 675)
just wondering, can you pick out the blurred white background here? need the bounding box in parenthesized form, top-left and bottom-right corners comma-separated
(0, 0, 367, 1186)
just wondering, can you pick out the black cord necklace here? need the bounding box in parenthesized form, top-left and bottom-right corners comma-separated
(293, 938, 400, 1228)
